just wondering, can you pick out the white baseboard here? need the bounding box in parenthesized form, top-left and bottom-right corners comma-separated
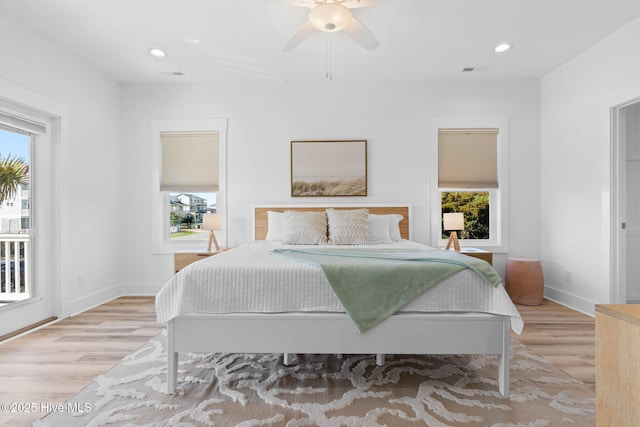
(67, 282, 164, 317)
(67, 285, 122, 317)
(543, 286, 596, 318)
(118, 282, 164, 296)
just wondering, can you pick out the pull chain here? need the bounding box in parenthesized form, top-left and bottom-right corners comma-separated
(325, 32, 333, 81)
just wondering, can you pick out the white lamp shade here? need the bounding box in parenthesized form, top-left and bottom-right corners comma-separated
(308, 3, 352, 32)
(443, 212, 464, 231)
(202, 213, 222, 231)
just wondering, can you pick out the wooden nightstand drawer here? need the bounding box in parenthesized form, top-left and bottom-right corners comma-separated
(459, 248, 493, 265)
(174, 250, 228, 273)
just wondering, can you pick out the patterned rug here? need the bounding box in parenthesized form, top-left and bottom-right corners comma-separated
(35, 330, 595, 427)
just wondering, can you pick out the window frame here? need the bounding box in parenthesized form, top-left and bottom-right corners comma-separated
(151, 119, 227, 254)
(429, 117, 509, 253)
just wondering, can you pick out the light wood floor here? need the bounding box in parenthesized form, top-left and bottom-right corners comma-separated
(0, 296, 595, 426)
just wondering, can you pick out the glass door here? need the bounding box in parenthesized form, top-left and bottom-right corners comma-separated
(0, 127, 31, 305)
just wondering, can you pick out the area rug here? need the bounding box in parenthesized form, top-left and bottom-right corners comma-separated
(35, 330, 595, 427)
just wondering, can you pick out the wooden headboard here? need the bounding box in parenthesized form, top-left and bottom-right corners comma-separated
(254, 205, 410, 241)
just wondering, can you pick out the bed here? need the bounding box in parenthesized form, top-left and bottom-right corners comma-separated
(156, 205, 523, 397)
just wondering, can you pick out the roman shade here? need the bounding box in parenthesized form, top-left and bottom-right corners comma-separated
(160, 131, 219, 192)
(438, 128, 498, 188)
(0, 111, 46, 135)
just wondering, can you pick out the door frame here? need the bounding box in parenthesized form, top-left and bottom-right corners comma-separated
(0, 78, 66, 336)
(610, 95, 640, 304)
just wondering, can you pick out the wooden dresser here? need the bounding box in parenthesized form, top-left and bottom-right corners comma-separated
(595, 304, 640, 426)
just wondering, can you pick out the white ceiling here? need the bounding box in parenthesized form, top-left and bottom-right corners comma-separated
(1, 0, 640, 84)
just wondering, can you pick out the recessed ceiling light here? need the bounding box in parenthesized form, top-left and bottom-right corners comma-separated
(494, 43, 512, 53)
(149, 48, 167, 58)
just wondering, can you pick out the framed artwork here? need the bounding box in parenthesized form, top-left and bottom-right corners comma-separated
(291, 140, 367, 197)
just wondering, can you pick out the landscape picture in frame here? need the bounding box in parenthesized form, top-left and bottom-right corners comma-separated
(291, 140, 367, 197)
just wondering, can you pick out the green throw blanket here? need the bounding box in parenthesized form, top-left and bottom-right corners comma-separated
(271, 248, 501, 333)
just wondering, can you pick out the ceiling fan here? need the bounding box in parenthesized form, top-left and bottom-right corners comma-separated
(283, 0, 380, 52)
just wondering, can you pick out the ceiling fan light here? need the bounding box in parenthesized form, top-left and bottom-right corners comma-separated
(308, 3, 352, 32)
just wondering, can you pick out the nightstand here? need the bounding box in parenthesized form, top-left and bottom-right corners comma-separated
(174, 249, 227, 273)
(459, 247, 493, 265)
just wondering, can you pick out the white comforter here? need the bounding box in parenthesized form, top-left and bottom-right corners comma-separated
(155, 240, 523, 333)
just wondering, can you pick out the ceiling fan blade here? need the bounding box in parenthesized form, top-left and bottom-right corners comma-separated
(343, 17, 379, 50)
(283, 22, 316, 52)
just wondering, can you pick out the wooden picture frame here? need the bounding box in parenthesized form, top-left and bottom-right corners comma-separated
(290, 140, 367, 197)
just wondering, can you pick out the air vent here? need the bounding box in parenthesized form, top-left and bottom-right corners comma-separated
(161, 71, 185, 76)
(462, 67, 475, 72)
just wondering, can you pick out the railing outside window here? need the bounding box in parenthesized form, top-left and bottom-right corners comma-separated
(0, 234, 29, 302)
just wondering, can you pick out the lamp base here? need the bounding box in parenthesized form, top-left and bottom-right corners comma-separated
(207, 231, 221, 253)
(445, 231, 461, 252)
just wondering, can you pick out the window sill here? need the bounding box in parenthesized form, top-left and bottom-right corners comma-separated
(0, 296, 43, 313)
(436, 241, 508, 254)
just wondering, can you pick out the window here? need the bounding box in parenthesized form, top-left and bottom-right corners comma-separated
(430, 119, 508, 251)
(0, 111, 44, 301)
(161, 130, 219, 242)
(151, 119, 227, 253)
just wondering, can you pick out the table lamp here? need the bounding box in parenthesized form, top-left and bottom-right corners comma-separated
(202, 213, 222, 252)
(443, 212, 464, 252)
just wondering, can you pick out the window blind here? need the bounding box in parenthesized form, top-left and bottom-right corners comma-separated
(0, 111, 46, 135)
(438, 128, 498, 188)
(160, 131, 219, 192)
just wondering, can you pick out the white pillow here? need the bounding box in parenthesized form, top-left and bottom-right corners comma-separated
(368, 214, 404, 242)
(265, 211, 286, 241)
(388, 214, 404, 241)
(326, 208, 372, 245)
(366, 214, 392, 244)
(283, 211, 328, 245)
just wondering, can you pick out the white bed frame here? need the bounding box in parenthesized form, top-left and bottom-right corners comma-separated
(164, 205, 511, 396)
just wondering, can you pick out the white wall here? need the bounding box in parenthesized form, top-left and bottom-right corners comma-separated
(120, 79, 540, 291)
(540, 17, 640, 314)
(0, 11, 122, 334)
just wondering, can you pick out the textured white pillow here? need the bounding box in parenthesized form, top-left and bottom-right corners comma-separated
(283, 211, 328, 245)
(368, 214, 404, 242)
(265, 211, 286, 241)
(326, 208, 372, 245)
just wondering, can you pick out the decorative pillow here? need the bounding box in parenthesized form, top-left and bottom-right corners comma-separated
(265, 211, 286, 241)
(366, 214, 392, 244)
(283, 211, 328, 245)
(326, 208, 372, 245)
(368, 214, 404, 242)
(387, 214, 404, 241)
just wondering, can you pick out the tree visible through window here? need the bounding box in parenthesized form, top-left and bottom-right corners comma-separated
(441, 191, 490, 239)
